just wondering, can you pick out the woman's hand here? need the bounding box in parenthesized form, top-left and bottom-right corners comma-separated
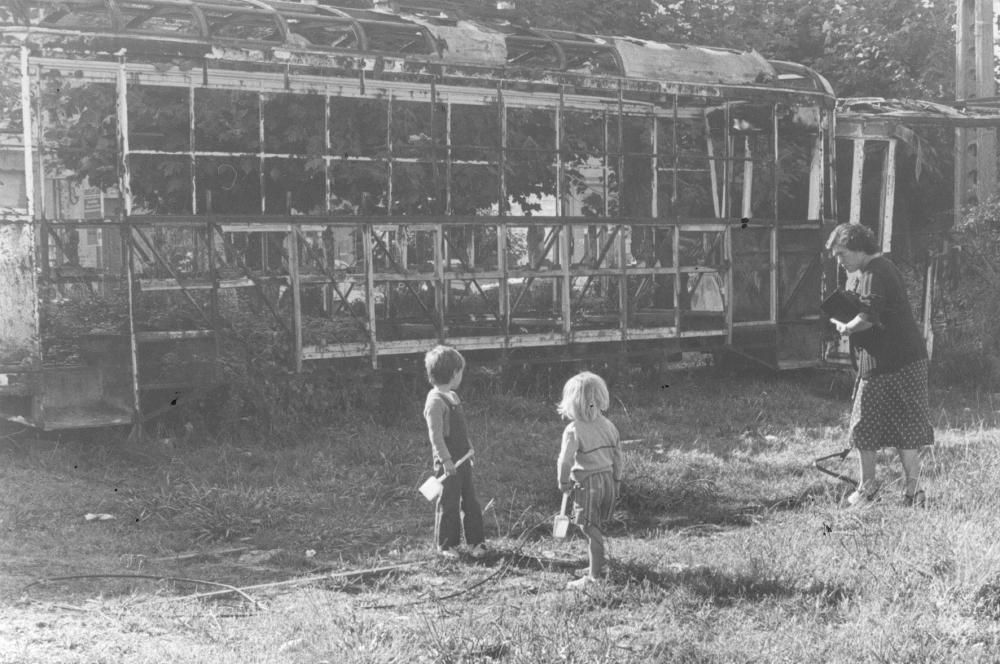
(831, 319, 850, 336)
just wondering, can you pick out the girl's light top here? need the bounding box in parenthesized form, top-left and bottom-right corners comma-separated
(557, 415, 622, 489)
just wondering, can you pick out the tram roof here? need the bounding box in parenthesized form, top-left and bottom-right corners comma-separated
(0, 0, 834, 100)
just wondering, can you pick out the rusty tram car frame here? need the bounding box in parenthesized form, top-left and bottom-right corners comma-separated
(0, 0, 980, 431)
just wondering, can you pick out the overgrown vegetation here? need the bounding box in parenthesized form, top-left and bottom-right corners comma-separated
(932, 197, 1000, 388)
(2, 369, 999, 662)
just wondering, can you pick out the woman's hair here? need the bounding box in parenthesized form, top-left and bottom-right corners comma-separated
(825, 223, 879, 255)
(557, 371, 610, 422)
(424, 345, 465, 385)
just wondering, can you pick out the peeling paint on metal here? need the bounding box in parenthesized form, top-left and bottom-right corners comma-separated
(409, 19, 506, 65)
(613, 39, 776, 86)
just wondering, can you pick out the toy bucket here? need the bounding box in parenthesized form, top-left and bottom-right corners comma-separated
(418, 451, 473, 501)
(552, 493, 571, 539)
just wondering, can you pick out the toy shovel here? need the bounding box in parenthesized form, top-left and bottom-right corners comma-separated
(418, 451, 473, 501)
(552, 492, 571, 539)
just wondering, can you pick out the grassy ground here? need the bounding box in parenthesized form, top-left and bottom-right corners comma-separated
(2, 366, 1000, 663)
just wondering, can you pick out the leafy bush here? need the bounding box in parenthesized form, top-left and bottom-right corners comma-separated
(933, 198, 1000, 388)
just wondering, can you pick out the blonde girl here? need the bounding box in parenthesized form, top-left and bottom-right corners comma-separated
(556, 371, 622, 589)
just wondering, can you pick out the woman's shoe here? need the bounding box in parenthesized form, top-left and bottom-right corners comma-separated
(902, 490, 926, 507)
(566, 575, 596, 590)
(845, 489, 874, 507)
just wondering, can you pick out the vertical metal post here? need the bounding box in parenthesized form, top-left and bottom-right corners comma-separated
(741, 137, 753, 218)
(722, 103, 730, 220)
(116, 52, 142, 435)
(20, 46, 34, 219)
(724, 225, 733, 345)
(33, 62, 50, 284)
(769, 218, 778, 325)
(651, 114, 658, 218)
(363, 224, 378, 368)
(386, 95, 393, 217)
(497, 86, 509, 339)
(208, 219, 220, 379)
(560, 220, 571, 339)
(770, 105, 779, 328)
(619, 220, 628, 342)
(288, 229, 302, 372)
(189, 83, 196, 214)
(672, 225, 680, 334)
(445, 98, 453, 215)
(879, 139, 898, 254)
(433, 223, 445, 342)
(671, 97, 679, 219)
(557, 89, 570, 338)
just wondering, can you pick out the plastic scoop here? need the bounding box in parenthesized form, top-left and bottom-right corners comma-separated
(418, 451, 473, 501)
(552, 492, 571, 539)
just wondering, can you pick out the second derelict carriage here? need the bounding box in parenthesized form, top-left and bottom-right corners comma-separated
(0, 0, 836, 430)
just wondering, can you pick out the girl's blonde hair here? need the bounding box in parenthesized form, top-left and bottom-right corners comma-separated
(557, 371, 609, 422)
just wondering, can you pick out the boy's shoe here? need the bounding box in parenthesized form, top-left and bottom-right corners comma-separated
(438, 547, 460, 560)
(469, 543, 489, 559)
(902, 490, 926, 508)
(572, 566, 591, 578)
(566, 575, 597, 590)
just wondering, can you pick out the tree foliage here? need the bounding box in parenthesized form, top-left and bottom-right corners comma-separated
(516, 0, 956, 101)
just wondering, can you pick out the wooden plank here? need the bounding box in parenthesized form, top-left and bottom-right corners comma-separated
(741, 136, 753, 218)
(135, 330, 214, 342)
(922, 255, 936, 359)
(363, 224, 378, 368)
(769, 224, 778, 324)
(879, 139, 897, 254)
(672, 225, 681, 334)
(560, 221, 571, 338)
(118, 54, 140, 434)
(807, 130, 824, 221)
(433, 225, 445, 342)
(288, 230, 303, 373)
(849, 139, 865, 225)
(725, 226, 734, 344)
(705, 112, 721, 218)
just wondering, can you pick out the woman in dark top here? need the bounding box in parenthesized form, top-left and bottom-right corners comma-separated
(825, 223, 933, 507)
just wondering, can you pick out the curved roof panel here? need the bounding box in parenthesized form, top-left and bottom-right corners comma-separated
(0, 0, 828, 94)
(611, 38, 774, 85)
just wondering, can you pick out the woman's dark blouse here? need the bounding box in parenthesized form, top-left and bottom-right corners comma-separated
(846, 255, 926, 378)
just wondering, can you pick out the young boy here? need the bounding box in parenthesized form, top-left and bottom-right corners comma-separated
(423, 345, 487, 559)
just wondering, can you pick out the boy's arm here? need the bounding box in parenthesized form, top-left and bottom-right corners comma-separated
(556, 426, 578, 491)
(424, 396, 453, 469)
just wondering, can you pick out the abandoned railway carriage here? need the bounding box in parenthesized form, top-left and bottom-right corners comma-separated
(0, 0, 838, 430)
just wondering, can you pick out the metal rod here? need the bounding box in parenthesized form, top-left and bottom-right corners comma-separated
(813, 448, 857, 487)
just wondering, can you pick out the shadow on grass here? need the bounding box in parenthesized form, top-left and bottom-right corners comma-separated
(613, 481, 842, 535)
(612, 559, 853, 608)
